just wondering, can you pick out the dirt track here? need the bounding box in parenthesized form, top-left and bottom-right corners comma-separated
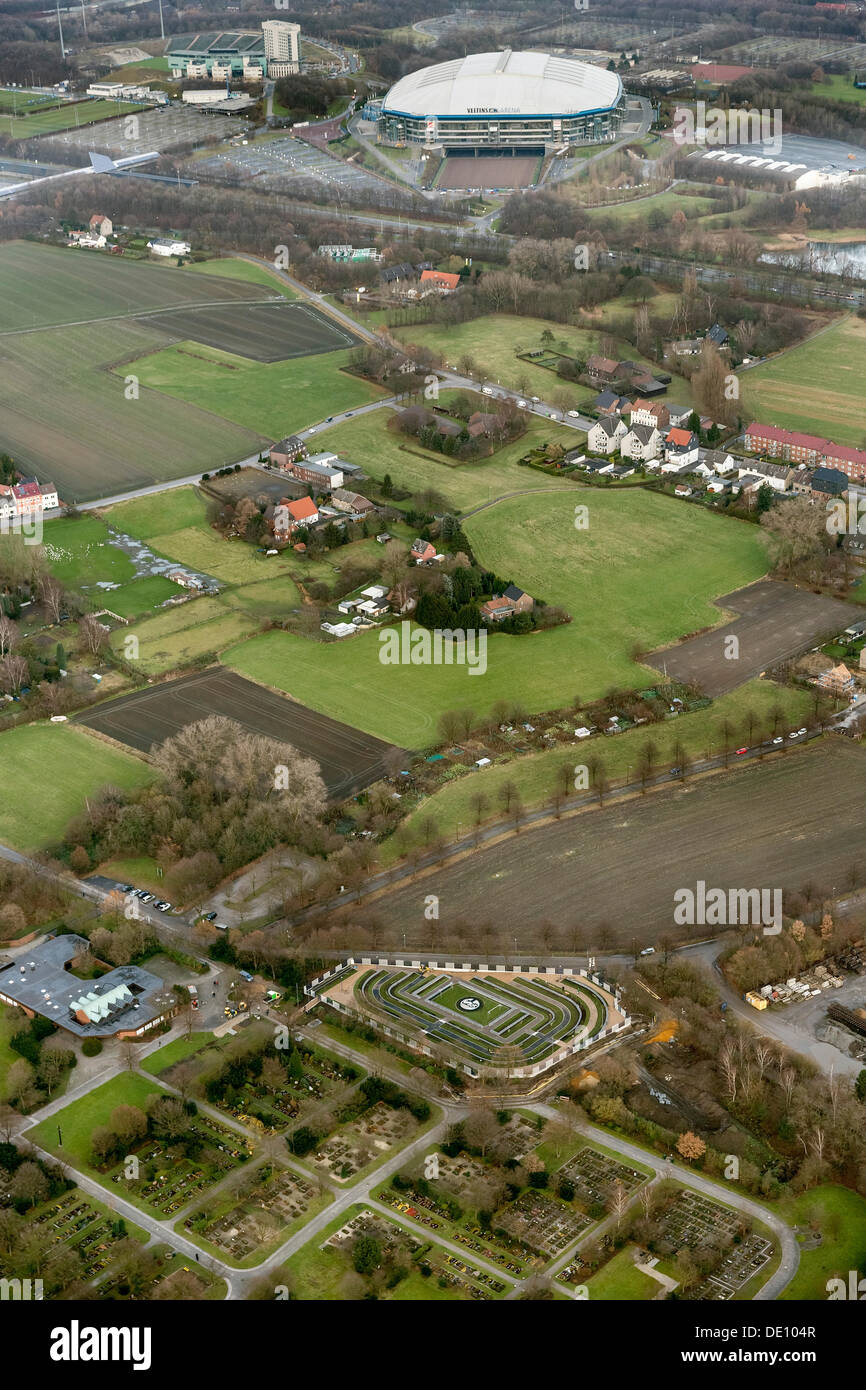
(74, 668, 399, 799)
(369, 740, 866, 947)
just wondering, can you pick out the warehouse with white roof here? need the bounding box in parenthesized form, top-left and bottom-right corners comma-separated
(379, 48, 625, 152)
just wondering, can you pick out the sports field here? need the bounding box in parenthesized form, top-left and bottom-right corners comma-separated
(75, 669, 400, 798)
(0, 97, 146, 139)
(743, 314, 866, 447)
(0, 724, 153, 853)
(438, 154, 540, 189)
(227, 488, 770, 748)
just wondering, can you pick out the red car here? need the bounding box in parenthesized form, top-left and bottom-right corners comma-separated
(735, 747, 748, 755)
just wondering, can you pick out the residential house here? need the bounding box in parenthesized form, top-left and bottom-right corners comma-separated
(270, 435, 307, 469)
(664, 428, 700, 466)
(147, 238, 191, 257)
(745, 423, 866, 483)
(629, 400, 670, 430)
(586, 354, 620, 384)
(419, 269, 460, 292)
(467, 411, 503, 439)
(69, 231, 106, 249)
(274, 496, 318, 536)
(89, 213, 113, 236)
(620, 423, 661, 462)
(707, 323, 729, 348)
(331, 489, 375, 516)
(380, 263, 416, 285)
(700, 447, 735, 475)
(706, 476, 731, 494)
(481, 596, 516, 623)
(355, 596, 390, 619)
(817, 662, 856, 696)
(594, 390, 630, 415)
(666, 403, 693, 428)
(811, 466, 848, 499)
(609, 462, 635, 479)
(410, 538, 437, 565)
(10, 478, 59, 514)
(588, 416, 627, 454)
(674, 482, 693, 497)
(665, 337, 703, 358)
(503, 584, 534, 615)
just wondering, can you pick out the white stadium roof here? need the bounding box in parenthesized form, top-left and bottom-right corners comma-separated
(382, 49, 622, 118)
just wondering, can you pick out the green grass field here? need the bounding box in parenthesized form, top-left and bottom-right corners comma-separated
(0, 1003, 25, 1096)
(0, 724, 154, 853)
(584, 1245, 661, 1299)
(42, 516, 136, 587)
(106, 486, 210, 541)
(379, 680, 812, 859)
(227, 488, 770, 748)
(142, 1034, 216, 1076)
(109, 595, 270, 676)
(777, 1185, 866, 1300)
(0, 98, 145, 139)
(97, 855, 164, 895)
(313, 408, 578, 512)
(124, 340, 384, 438)
(100, 575, 179, 618)
(744, 315, 866, 447)
(30, 1072, 164, 1171)
(183, 258, 298, 298)
(590, 190, 718, 224)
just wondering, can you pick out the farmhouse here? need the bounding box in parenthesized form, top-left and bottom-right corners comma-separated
(89, 214, 113, 237)
(594, 391, 630, 415)
(586, 354, 620, 384)
(0, 935, 174, 1039)
(410, 538, 438, 565)
(420, 269, 461, 292)
(275, 496, 318, 535)
(481, 584, 534, 623)
(269, 435, 308, 469)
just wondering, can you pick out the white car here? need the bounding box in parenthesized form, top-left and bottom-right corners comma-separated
(567, 410, 580, 418)
(797, 727, 807, 736)
(772, 736, 784, 745)
(482, 386, 493, 395)
(517, 399, 527, 408)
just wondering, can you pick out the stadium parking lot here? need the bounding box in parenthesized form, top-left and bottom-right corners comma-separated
(41, 104, 246, 156)
(195, 134, 390, 199)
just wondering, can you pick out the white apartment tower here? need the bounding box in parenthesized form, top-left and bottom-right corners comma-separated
(262, 20, 301, 77)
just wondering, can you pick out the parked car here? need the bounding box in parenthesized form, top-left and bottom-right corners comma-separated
(735, 747, 748, 755)
(202, 911, 218, 922)
(155, 900, 172, 912)
(516, 399, 527, 408)
(140, 893, 155, 903)
(239, 970, 254, 983)
(669, 767, 681, 777)
(639, 946, 655, 956)
(772, 736, 784, 745)
(796, 727, 808, 736)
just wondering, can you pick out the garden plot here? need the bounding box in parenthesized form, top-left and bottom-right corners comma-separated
(560, 1147, 648, 1208)
(184, 1163, 327, 1265)
(497, 1190, 591, 1258)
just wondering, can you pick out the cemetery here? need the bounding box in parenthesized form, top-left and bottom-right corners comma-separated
(183, 1162, 329, 1266)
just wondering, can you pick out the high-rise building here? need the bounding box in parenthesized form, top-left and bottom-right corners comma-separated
(262, 20, 301, 76)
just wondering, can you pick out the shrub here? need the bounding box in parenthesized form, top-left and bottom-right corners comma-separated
(81, 1038, 103, 1057)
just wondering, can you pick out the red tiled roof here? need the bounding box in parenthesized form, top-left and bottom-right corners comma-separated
(420, 269, 460, 289)
(287, 497, 317, 522)
(667, 427, 694, 447)
(746, 423, 866, 467)
(12, 481, 40, 498)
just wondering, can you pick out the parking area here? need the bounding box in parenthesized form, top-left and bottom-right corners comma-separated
(646, 579, 859, 696)
(41, 105, 246, 156)
(194, 134, 394, 201)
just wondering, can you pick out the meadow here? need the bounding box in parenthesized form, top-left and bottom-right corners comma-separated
(226, 488, 770, 748)
(743, 314, 866, 447)
(182, 258, 298, 297)
(0, 724, 153, 853)
(314, 408, 579, 511)
(123, 341, 384, 438)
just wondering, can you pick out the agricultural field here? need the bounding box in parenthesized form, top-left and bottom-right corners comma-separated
(743, 314, 866, 447)
(182, 258, 298, 297)
(379, 679, 811, 860)
(0, 97, 146, 139)
(75, 668, 400, 798)
(110, 596, 266, 675)
(226, 487, 770, 748)
(123, 339, 383, 438)
(0, 724, 153, 853)
(368, 739, 866, 947)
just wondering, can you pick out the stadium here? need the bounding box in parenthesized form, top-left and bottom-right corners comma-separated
(378, 48, 625, 155)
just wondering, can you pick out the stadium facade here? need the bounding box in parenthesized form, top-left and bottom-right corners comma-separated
(167, 21, 300, 81)
(379, 49, 625, 152)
